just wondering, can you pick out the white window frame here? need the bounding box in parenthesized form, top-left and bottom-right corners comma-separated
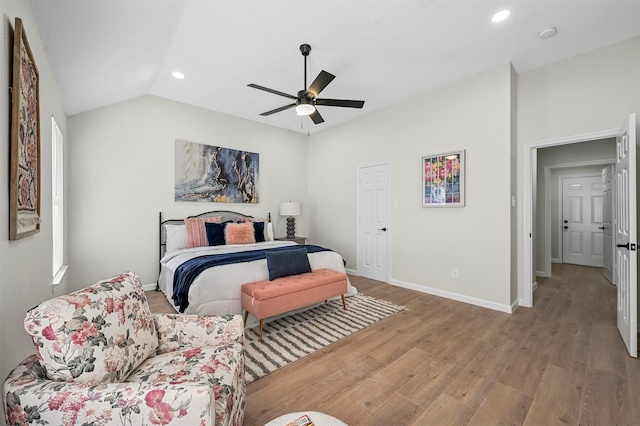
(52, 117, 67, 284)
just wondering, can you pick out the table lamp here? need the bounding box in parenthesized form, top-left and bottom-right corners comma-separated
(280, 201, 301, 239)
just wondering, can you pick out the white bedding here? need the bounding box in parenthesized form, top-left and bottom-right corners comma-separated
(158, 241, 357, 325)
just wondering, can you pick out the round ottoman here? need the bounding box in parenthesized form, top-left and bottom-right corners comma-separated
(264, 411, 348, 426)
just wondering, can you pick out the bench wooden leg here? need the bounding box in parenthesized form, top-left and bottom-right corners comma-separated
(243, 310, 249, 326)
(341, 295, 347, 310)
(258, 319, 264, 342)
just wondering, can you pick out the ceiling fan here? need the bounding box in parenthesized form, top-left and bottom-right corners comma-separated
(248, 44, 365, 125)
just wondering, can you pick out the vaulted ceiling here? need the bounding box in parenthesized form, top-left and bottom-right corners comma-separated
(31, 0, 640, 134)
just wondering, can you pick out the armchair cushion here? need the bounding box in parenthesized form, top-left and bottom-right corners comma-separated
(3, 355, 237, 426)
(153, 314, 244, 354)
(23, 272, 158, 383)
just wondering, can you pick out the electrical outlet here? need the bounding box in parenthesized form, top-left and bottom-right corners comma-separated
(452, 269, 458, 279)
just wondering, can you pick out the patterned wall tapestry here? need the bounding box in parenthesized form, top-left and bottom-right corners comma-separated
(175, 140, 259, 203)
(10, 18, 41, 239)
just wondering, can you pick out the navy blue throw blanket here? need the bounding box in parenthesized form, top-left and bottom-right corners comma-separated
(172, 244, 337, 313)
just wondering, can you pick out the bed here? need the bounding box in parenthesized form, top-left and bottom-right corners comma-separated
(156, 211, 357, 325)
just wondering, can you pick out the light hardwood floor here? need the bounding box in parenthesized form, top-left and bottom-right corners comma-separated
(147, 264, 640, 425)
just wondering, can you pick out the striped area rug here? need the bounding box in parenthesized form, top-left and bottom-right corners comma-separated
(244, 294, 405, 383)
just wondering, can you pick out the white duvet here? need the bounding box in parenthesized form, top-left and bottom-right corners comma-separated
(158, 241, 357, 325)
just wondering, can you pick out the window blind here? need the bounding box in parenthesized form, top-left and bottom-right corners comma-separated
(52, 117, 64, 279)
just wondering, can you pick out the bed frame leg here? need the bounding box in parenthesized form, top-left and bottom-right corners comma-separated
(259, 319, 264, 342)
(342, 295, 347, 310)
(243, 310, 248, 326)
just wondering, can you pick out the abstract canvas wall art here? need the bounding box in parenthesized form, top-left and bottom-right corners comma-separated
(175, 140, 259, 203)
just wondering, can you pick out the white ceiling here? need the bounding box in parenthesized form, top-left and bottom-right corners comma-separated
(30, 0, 640, 135)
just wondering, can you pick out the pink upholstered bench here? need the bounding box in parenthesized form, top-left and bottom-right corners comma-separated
(241, 268, 348, 341)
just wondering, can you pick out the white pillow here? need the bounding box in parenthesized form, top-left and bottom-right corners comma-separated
(165, 224, 188, 251)
(265, 222, 274, 241)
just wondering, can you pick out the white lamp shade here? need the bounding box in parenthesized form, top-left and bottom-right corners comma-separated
(280, 201, 301, 216)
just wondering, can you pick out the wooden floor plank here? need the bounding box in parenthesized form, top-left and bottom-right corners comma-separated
(444, 335, 520, 410)
(358, 393, 427, 426)
(468, 382, 532, 426)
(523, 364, 584, 425)
(413, 393, 475, 426)
(579, 367, 631, 426)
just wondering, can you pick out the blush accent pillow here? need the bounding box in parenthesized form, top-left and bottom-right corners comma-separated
(239, 217, 273, 241)
(265, 247, 312, 280)
(225, 221, 256, 245)
(23, 272, 158, 383)
(185, 216, 222, 248)
(205, 221, 231, 246)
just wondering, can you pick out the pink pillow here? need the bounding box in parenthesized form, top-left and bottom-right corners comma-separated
(239, 217, 273, 241)
(185, 216, 222, 248)
(225, 221, 256, 245)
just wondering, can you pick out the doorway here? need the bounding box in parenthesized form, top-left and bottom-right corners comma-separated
(523, 130, 619, 307)
(523, 114, 637, 358)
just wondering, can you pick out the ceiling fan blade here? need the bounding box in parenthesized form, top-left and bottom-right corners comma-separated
(307, 70, 335, 97)
(259, 103, 296, 116)
(309, 109, 324, 125)
(248, 84, 297, 100)
(315, 98, 365, 109)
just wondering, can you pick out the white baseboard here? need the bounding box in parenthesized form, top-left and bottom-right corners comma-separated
(536, 270, 551, 278)
(143, 283, 158, 292)
(345, 268, 357, 276)
(551, 258, 560, 263)
(389, 278, 516, 314)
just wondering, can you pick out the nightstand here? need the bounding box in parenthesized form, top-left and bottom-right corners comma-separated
(275, 236, 308, 245)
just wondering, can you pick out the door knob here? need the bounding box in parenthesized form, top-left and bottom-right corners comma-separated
(563, 226, 569, 230)
(378, 227, 387, 232)
(563, 220, 568, 223)
(599, 226, 605, 230)
(617, 243, 630, 250)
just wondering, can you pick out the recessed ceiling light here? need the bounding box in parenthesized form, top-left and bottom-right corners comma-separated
(172, 71, 185, 79)
(538, 27, 557, 39)
(492, 10, 510, 23)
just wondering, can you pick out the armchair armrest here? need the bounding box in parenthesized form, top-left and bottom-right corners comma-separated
(4, 355, 214, 426)
(153, 314, 244, 354)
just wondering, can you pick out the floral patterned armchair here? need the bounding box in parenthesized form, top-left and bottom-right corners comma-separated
(3, 272, 245, 426)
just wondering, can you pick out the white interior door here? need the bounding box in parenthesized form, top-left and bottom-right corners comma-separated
(615, 113, 637, 358)
(562, 176, 604, 267)
(357, 163, 389, 282)
(602, 165, 615, 284)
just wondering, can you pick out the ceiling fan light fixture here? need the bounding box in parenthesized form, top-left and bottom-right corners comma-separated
(295, 98, 315, 116)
